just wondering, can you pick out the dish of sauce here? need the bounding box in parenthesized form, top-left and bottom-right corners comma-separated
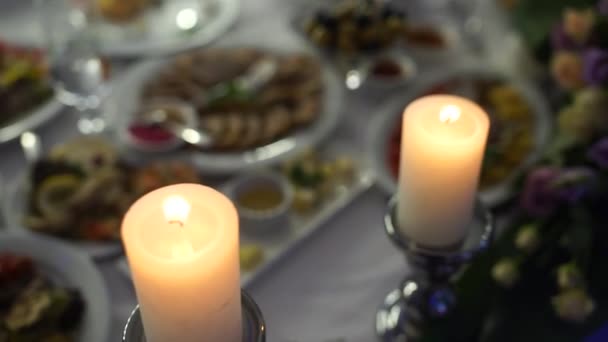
(370, 58, 403, 79)
(128, 105, 189, 144)
(237, 186, 284, 212)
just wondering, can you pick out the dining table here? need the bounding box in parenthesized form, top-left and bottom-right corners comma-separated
(0, 0, 520, 341)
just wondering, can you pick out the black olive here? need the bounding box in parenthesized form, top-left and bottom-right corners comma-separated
(355, 13, 373, 28)
(314, 10, 337, 30)
(93, 154, 105, 167)
(380, 5, 395, 18)
(381, 5, 406, 20)
(362, 41, 381, 52)
(58, 289, 85, 331)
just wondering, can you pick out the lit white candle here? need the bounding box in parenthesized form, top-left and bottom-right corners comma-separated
(122, 184, 242, 342)
(397, 95, 490, 247)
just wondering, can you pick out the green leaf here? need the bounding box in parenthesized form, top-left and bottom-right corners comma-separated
(567, 207, 594, 272)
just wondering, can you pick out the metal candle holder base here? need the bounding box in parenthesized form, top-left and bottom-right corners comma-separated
(375, 197, 494, 342)
(123, 290, 266, 342)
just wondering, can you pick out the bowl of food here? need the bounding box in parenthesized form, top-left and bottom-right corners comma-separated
(3, 136, 202, 259)
(124, 98, 199, 152)
(225, 171, 293, 235)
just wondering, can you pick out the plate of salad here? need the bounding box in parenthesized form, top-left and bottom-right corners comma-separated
(0, 233, 110, 342)
(0, 42, 60, 144)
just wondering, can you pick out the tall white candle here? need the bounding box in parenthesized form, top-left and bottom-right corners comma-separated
(397, 95, 490, 247)
(122, 184, 242, 342)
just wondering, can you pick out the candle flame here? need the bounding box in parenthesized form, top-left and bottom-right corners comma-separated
(439, 105, 461, 124)
(163, 195, 191, 227)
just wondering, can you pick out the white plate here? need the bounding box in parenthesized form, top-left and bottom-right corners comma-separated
(0, 233, 111, 342)
(106, 46, 344, 175)
(116, 142, 375, 287)
(367, 64, 553, 206)
(3, 177, 123, 260)
(0, 0, 239, 58)
(0, 98, 62, 144)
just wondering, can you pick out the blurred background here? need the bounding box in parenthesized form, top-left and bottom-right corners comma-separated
(0, 0, 607, 341)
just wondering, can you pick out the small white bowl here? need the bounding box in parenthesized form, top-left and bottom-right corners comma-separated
(122, 98, 199, 153)
(225, 171, 293, 235)
(363, 52, 418, 89)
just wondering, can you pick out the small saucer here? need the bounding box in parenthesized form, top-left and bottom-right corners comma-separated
(363, 52, 417, 89)
(224, 171, 293, 235)
(122, 98, 199, 153)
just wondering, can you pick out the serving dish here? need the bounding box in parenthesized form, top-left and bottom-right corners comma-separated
(116, 142, 374, 287)
(0, 0, 239, 58)
(106, 45, 344, 174)
(367, 65, 552, 206)
(0, 233, 110, 342)
(0, 42, 61, 144)
(3, 136, 202, 259)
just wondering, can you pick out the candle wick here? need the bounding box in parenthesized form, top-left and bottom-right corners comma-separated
(439, 105, 461, 124)
(168, 220, 184, 228)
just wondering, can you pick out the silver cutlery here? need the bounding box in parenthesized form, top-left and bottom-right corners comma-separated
(143, 109, 213, 148)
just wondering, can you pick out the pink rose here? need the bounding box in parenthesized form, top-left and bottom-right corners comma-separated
(551, 52, 585, 91)
(563, 8, 595, 44)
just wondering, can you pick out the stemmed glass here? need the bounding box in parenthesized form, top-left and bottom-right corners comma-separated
(434, 0, 485, 54)
(403, 0, 484, 55)
(37, 0, 109, 134)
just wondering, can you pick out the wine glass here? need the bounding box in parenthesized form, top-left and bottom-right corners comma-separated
(37, 0, 109, 134)
(403, 0, 484, 55)
(435, 0, 485, 54)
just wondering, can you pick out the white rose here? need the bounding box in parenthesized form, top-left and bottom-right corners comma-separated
(552, 289, 595, 323)
(492, 258, 520, 288)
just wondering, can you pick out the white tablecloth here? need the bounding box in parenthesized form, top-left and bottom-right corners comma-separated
(0, 0, 516, 341)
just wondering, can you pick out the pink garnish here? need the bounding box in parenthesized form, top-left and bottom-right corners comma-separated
(128, 123, 174, 144)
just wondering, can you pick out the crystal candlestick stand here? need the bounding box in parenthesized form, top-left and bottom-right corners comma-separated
(376, 196, 495, 341)
(123, 290, 266, 342)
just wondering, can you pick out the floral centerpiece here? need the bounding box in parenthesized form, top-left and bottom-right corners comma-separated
(419, 1, 608, 341)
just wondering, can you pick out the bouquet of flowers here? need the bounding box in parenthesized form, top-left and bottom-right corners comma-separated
(419, 1, 608, 340)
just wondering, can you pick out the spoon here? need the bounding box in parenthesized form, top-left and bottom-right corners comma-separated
(137, 59, 277, 148)
(337, 55, 368, 90)
(0, 172, 5, 228)
(143, 109, 213, 148)
(237, 57, 278, 92)
(139, 59, 277, 148)
(203, 57, 278, 106)
(20, 131, 42, 164)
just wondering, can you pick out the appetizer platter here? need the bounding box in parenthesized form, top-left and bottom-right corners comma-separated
(292, 0, 462, 88)
(0, 0, 239, 57)
(107, 46, 343, 174)
(299, 0, 409, 55)
(236, 145, 373, 286)
(368, 65, 552, 206)
(116, 142, 374, 287)
(0, 234, 110, 342)
(295, 0, 455, 56)
(95, 0, 240, 57)
(3, 137, 202, 259)
(0, 42, 61, 143)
